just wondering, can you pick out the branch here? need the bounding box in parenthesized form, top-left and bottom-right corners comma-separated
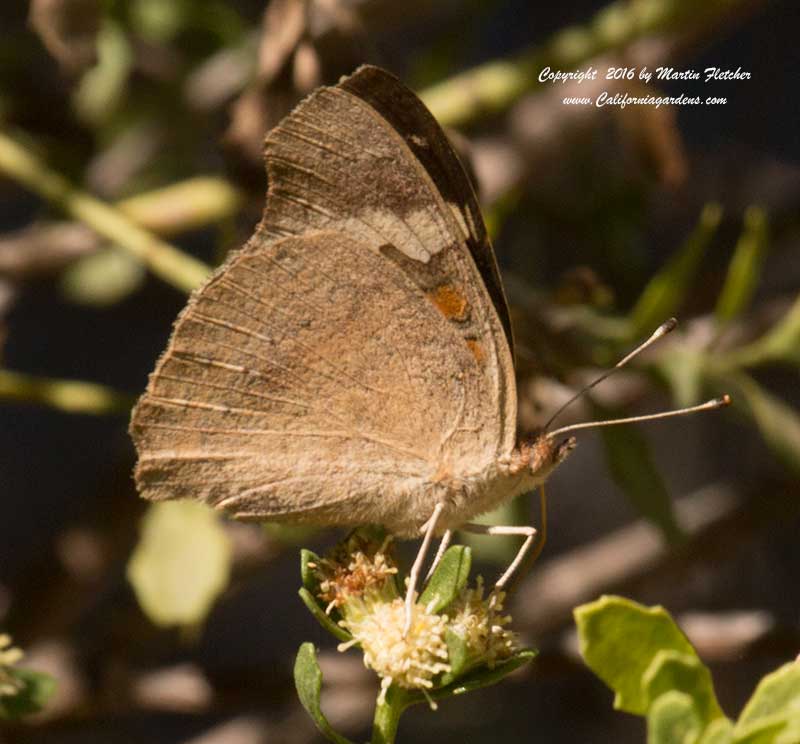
(0, 369, 134, 415)
(0, 131, 211, 293)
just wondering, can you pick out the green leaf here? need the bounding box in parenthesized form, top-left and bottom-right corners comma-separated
(0, 667, 57, 720)
(73, 20, 133, 124)
(727, 373, 800, 477)
(715, 206, 769, 324)
(647, 691, 703, 744)
(733, 716, 793, 744)
(737, 662, 800, 731)
(293, 643, 357, 744)
(127, 501, 232, 628)
(643, 650, 724, 724)
(418, 648, 537, 705)
(419, 546, 471, 613)
(574, 595, 697, 715)
(698, 718, 735, 744)
(598, 410, 683, 542)
(298, 588, 352, 643)
(60, 248, 145, 307)
(775, 714, 800, 744)
(724, 294, 800, 369)
(630, 203, 722, 338)
(438, 629, 471, 686)
(300, 549, 322, 594)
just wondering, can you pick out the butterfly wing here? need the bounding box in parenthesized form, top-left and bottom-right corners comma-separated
(132, 231, 503, 534)
(339, 65, 514, 356)
(260, 65, 516, 452)
(131, 67, 518, 534)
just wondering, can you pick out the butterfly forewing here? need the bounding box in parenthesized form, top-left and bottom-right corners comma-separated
(261, 66, 516, 450)
(339, 66, 514, 355)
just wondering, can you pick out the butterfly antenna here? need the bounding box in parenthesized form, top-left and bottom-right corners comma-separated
(543, 317, 678, 433)
(547, 394, 731, 440)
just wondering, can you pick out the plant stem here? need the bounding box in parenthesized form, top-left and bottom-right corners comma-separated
(371, 686, 408, 744)
(0, 131, 211, 293)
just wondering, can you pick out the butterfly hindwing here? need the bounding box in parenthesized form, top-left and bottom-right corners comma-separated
(132, 231, 505, 535)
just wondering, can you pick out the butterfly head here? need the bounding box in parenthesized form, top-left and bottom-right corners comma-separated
(507, 432, 576, 485)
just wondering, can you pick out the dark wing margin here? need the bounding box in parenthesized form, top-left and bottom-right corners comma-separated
(339, 65, 515, 359)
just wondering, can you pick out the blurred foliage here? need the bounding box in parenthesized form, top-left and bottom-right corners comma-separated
(0, 634, 56, 720)
(576, 596, 800, 744)
(127, 501, 232, 628)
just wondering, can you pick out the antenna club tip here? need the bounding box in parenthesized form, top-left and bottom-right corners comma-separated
(718, 394, 732, 407)
(662, 317, 678, 333)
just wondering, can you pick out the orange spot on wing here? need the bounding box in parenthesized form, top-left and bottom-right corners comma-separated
(466, 339, 485, 363)
(428, 284, 469, 321)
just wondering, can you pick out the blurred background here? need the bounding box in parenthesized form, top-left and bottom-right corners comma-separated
(1, 0, 799, 742)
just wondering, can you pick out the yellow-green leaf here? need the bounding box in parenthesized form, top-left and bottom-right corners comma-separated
(647, 691, 703, 744)
(643, 650, 724, 724)
(698, 717, 734, 744)
(127, 501, 231, 628)
(737, 662, 800, 732)
(294, 643, 357, 744)
(575, 595, 697, 715)
(716, 206, 769, 324)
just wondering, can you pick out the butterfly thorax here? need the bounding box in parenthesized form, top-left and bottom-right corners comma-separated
(385, 433, 576, 538)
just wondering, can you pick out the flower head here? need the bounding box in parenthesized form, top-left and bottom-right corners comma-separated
(342, 597, 451, 704)
(308, 531, 524, 708)
(313, 529, 399, 613)
(448, 577, 517, 669)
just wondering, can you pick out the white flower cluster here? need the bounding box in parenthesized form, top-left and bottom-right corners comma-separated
(341, 597, 451, 704)
(448, 577, 516, 669)
(314, 537, 519, 707)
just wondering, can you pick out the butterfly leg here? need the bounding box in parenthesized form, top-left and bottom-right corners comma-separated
(461, 484, 549, 595)
(458, 523, 537, 593)
(425, 529, 453, 582)
(404, 502, 445, 636)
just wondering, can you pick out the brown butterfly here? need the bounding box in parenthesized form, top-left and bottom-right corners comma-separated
(130, 66, 728, 621)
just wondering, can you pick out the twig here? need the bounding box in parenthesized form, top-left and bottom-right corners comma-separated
(0, 368, 134, 415)
(0, 131, 211, 293)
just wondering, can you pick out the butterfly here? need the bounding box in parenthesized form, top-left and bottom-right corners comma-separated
(129, 65, 727, 616)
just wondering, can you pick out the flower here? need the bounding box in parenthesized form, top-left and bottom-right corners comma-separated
(0, 634, 25, 698)
(314, 532, 399, 613)
(309, 531, 521, 708)
(342, 597, 451, 704)
(448, 577, 517, 669)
